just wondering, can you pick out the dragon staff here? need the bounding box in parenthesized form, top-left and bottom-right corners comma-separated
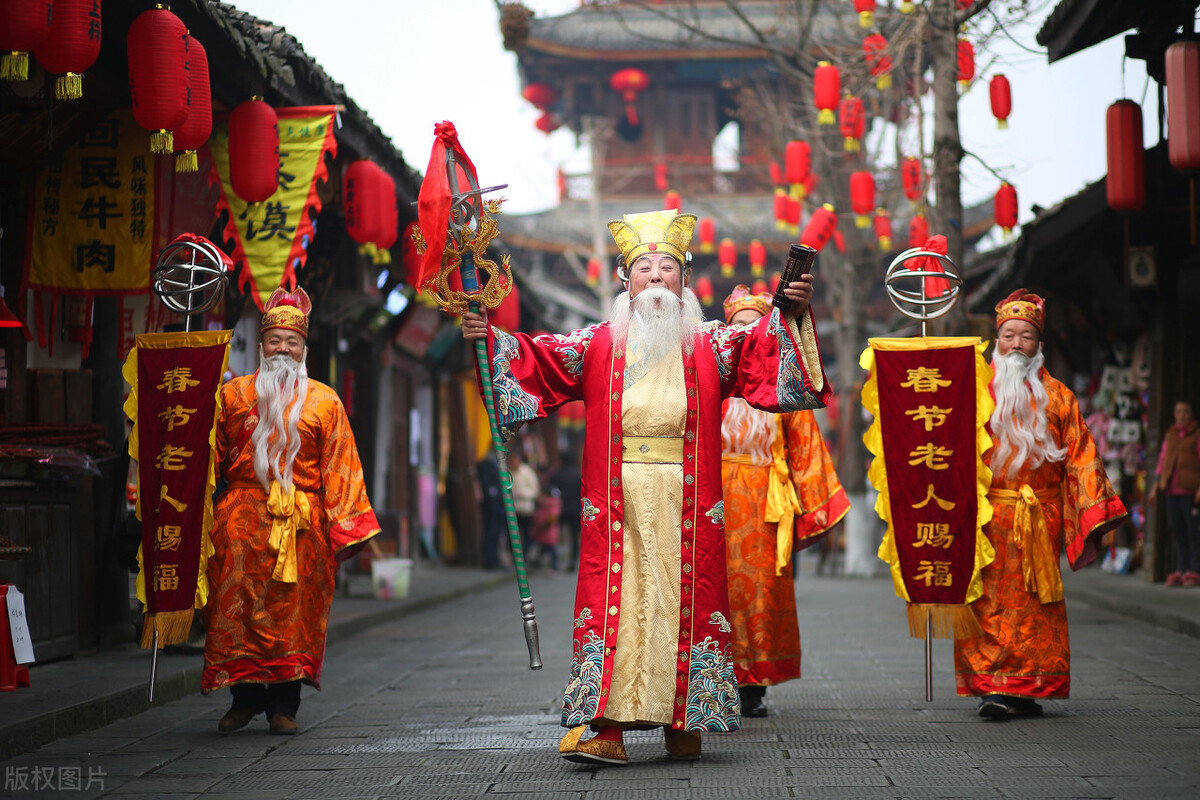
(413, 121, 541, 670)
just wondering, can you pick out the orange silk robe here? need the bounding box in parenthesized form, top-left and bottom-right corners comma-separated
(721, 401, 849, 687)
(201, 375, 380, 693)
(954, 373, 1126, 699)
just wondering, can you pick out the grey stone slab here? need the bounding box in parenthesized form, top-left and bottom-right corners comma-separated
(105, 773, 223, 793)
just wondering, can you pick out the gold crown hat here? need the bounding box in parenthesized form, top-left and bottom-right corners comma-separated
(608, 209, 698, 268)
(994, 287, 1045, 332)
(261, 287, 313, 338)
(723, 284, 772, 323)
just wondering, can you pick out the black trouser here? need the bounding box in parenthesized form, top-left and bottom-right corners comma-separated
(230, 680, 302, 717)
(1166, 494, 1200, 573)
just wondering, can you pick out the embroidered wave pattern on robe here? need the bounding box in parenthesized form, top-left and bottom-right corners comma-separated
(490, 329, 541, 428)
(686, 632, 740, 730)
(563, 625, 605, 726)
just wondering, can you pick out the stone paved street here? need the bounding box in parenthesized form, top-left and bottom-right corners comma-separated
(4, 565, 1200, 799)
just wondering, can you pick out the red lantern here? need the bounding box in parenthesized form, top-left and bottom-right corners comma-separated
(1106, 100, 1145, 212)
(33, 0, 102, 100)
(173, 34, 211, 173)
(849, 171, 875, 228)
(839, 95, 865, 152)
(229, 98, 280, 204)
(814, 62, 840, 125)
(534, 112, 559, 134)
(127, 6, 191, 154)
(521, 82, 557, 110)
(610, 67, 649, 126)
(491, 279, 521, 332)
(694, 275, 714, 306)
(801, 204, 838, 252)
(718, 238, 737, 278)
(0, 0, 53, 81)
(801, 170, 819, 199)
(374, 169, 399, 263)
(1166, 41, 1200, 171)
(873, 209, 893, 251)
(989, 74, 1012, 130)
(786, 196, 802, 237)
(994, 182, 1018, 234)
(654, 162, 670, 192)
(664, 190, 682, 212)
(784, 140, 811, 197)
(854, 0, 876, 29)
(586, 257, 602, 287)
(769, 274, 781, 294)
(863, 34, 893, 90)
(769, 161, 782, 186)
(698, 217, 716, 253)
(343, 160, 386, 247)
(908, 212, 929, 248)
(901, 156, 924, 203)
(751, 279, 768, 295)
(957, 39, 975, 87)
(749, 239, 767, 277)
(833, 229, 846, 254)
(773, 188, 789, 231)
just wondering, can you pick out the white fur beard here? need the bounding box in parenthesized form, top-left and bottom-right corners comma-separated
(609, 287, 702, 367)
(990, 349, 1066, 479)
(252, 350, 309, 491)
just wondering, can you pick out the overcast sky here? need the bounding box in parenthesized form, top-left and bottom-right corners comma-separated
(229, 0, 1157, 226)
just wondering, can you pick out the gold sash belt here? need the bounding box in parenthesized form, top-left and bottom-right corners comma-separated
(988, 485, 1061, 603)
(622, 436, 684, 464)
(266, 480, 311, 584)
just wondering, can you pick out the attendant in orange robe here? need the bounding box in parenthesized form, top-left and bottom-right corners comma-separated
(202, 288, 380, 735)
(720, 286, 849, 717)
(955, 289, 1126, 719)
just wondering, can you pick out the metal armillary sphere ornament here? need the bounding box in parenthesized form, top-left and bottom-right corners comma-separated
(152, 235, 230, 326)
(884, 247, 961, 334)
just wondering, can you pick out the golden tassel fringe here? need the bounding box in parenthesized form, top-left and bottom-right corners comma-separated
(56, 73, 83, 100)
(175, 150, 199, 173)
(906, 603, 983, 640)
(150, 130, 174, 154)
(139, 609, 195, 649)
(1, 51, 29, 81)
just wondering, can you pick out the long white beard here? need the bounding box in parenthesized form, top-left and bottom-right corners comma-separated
(721, 397, 776, 463)
(608, 286, 702, 368)
(990, 348, 1067, 480)
(252, 349, 310, 492)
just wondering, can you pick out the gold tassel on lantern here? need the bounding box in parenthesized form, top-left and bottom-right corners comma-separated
(1, 51, 30, 81)
(56, 73, 84, 100)
(150, 129, 174, 154)
(175, 150, 199, 173)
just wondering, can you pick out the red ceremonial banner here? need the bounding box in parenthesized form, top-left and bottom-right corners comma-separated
(123, 330, 231, 648)
(862, 337, 995, 638)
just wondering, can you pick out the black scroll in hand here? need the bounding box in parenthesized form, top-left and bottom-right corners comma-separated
(772, 244, 818, 312)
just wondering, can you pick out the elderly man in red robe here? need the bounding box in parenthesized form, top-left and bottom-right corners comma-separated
(462, 210, 830, 765)
(204, 288, 380, 735)
(720, 286, 849, 718)
(955, 289, 1127, 719)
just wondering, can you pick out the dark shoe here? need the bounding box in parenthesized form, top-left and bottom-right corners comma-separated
(739, 685, 769, 718)
(217, 706, 262, 734)
(663, 728, 702, 760)
(269, 713, 299, 735)
(977, 695, 1009, 720)
(1006, 697, 1044, 718)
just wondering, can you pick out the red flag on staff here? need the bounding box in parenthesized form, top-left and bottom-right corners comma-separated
(123, 330, 232, 648)
(861, 337, 995, 638)
(415, 121, 480, 291)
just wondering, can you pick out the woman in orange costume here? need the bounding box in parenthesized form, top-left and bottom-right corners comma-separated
(720, 286, 849, 717)
(955, 289, 1126, 719)
(202, 288, 379, 735)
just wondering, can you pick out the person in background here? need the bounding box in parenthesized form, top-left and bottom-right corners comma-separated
(719, 285, 850, 717)
(508, 447, 540, 553)
(1148, 400, 1200, 586)
(550, 449, 583, 570)
(477, 452, 505, 570)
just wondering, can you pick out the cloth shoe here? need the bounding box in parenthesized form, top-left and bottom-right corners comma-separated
(1166, 571, 1184, 587)
(558, 725, 628, 766)
(663, 728, 702, 760)
(977, 695, 1009, 720)
(738, 685, 769, 718)
(217, 706, 262, 734)
(269, 713, 299, 735)
(1182, 571, 1200, 587)
(1005, 697, 1044, 718)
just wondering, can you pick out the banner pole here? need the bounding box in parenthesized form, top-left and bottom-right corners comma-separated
(925, 613, 933, 702)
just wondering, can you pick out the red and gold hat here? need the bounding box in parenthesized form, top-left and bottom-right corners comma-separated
(261, 287, 312, 338)
(723, 284, 772, 323)
(994, 288, 1044, 332)
(608, 209, 697, 267)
